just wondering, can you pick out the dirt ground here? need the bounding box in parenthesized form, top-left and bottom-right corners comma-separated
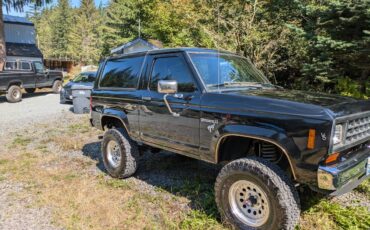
(0, 92, 369, 230)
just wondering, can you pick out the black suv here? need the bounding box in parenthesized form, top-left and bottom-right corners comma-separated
(90, 48, 370, 229)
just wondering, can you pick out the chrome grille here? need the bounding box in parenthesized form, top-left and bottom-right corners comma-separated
(345, 115, 370, 145)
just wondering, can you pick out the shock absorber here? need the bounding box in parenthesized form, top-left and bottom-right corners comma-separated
(259, 142, 280, 163)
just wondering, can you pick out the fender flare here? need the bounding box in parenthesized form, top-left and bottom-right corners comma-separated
(7, 80, 23, 90)
(213, 124, 298, 180)
(101, 108, 130, 133)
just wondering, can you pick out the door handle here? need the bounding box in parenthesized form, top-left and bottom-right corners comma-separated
(163, 94, 183, 117)
(142, 96, 151, 101)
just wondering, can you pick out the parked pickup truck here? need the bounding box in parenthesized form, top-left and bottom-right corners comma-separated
(0, 60, 63, 102)
(90, 48, 370, 230)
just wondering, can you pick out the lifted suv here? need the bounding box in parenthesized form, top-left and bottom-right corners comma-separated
(91, 48, 370, 229)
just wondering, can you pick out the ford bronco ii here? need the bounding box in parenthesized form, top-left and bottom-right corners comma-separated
(90, 48, 370, 229)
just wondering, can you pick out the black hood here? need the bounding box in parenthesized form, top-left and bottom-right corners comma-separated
(224, 88, 370, 117)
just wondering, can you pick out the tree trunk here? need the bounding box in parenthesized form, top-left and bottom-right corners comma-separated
(360, 69, 369, 96)
(0, 3, 6, 71)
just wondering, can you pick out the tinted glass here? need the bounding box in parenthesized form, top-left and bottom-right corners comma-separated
(100, 56, 144, 88)
(20, 62, 31, 70)
(4, 62, 16, 70)
(150, 56, 196, 92)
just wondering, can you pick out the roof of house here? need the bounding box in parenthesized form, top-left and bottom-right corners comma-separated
(6, 42, 43, 58)
(3, 14, 34, 26)
(110, 38, 159, 54)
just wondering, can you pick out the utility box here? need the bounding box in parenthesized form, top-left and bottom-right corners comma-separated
(71, 85, 92, 114)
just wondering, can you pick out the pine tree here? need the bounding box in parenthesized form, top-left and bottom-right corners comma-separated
(300, 0, 370, 97)
(31, 7, 54, 58)
(68, 0, 100, 64)
(51, 0, 71, 58)
(101, 0, 150, 55)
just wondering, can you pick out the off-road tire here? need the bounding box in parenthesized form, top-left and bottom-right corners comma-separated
(25, 88, 36, 93)
(52, 80, 62, 93)
(6, 85, 22, 103)
(215, 157, 300, 230)
(101, 128, 139, 178)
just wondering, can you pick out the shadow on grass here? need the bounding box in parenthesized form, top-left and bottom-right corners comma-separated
(81, 141, 327, 224)
(82, 141, 222, 219)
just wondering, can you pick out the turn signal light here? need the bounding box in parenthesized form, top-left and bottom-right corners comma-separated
(307, 129, 316, 149)
(325, 152, 339, 165)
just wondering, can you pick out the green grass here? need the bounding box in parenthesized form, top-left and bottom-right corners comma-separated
(11, 135, 32, 148)
(100, 178, 132, 189)
(356, 178, 370, 199)
(305, 199, 370, 229)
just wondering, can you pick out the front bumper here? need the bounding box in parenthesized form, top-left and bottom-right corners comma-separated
(317, 144, 370, 196)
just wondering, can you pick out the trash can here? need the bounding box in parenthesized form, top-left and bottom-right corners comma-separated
(71, 85, 92, 114)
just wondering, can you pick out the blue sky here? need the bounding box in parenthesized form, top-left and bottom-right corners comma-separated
(3, 0, 108, 17)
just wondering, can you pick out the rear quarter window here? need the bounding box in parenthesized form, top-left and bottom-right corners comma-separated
(99, 56, 145, 89)
(20, 62, 31, 71)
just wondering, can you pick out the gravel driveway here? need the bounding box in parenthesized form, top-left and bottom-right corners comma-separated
(0, 92, 71, 230)
(0, 92, 71, 136)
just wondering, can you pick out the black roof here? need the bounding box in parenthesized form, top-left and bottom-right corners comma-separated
(109, 47, 234, 60)
(6, 42, 43, 58)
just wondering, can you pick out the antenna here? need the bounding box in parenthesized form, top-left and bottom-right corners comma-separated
(217, 4, 220, 92)
(138, 18, 141, 38)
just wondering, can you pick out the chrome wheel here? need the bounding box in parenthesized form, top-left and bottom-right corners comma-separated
(228, 180, 270, 227)
(12, 89, 20, 99)
(57, 83, 62, 92)
(106, 140, 121, 168)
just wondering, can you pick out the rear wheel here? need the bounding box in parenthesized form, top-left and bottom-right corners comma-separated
(215, 157, 300, 230)
(52, 80, 62, 93)
(6, 85, 22, 103)
(25, 88, 36, 93)
(101, 128, 139, 178)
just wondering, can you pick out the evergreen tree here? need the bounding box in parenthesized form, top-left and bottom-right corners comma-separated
(299, 0, 370, 97)
(102, 0, 151, 55)
(31, 7, 55, 58)
(52, 0, 72, 58)
(68, 0, 100, 64)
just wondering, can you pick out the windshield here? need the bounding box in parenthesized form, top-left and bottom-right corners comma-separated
(72, 73, 96, 83)
(188, 53, 270, 90)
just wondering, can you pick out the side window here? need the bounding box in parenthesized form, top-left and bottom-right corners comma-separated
(150, 56, 196, 93)
(4, 62, 16, 70)
(20, 62, 31, 71)
(99, 56, 144, 88)
(34, 62, 44, 73)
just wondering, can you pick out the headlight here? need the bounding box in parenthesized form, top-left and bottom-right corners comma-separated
(333, 124, 343, 145)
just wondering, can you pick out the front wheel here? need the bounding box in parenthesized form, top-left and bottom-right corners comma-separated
(215, 157, 300, 230)
(52, 80, 62, 93)
(6, 85, 22, 103)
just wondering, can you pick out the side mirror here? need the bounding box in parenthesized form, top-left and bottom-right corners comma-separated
(158, 80, 177, 94)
